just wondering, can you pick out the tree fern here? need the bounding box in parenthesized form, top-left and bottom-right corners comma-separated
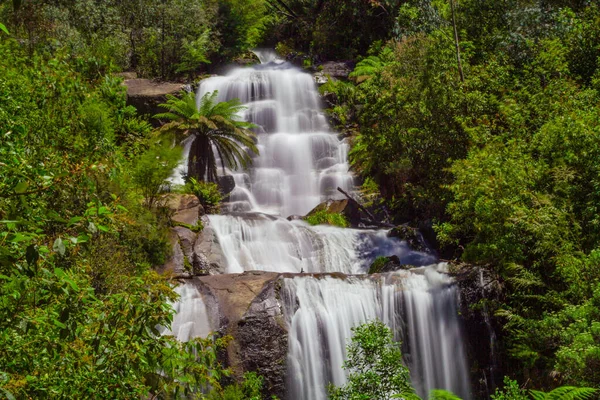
(530, 387, 597, 400)
(155, 90, 258, 182)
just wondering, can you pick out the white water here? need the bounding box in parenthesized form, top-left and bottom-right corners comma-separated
(167, 50, 472, 399)
(173, 51, 353, 217)
(283, 266, 471, 400)
(160, 283, 213, 342)
(208, 213, 436, 274)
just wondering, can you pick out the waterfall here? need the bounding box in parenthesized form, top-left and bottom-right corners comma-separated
(167, 50, 473, 400)
(160, 283, 213, 342)
(172, 52, 353, 217)
(208, 213, 436, 274)
(283, 267, 471, 400)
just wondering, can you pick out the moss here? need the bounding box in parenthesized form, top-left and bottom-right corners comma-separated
(173, 220, 204, 233)
(368, 256, 388, 274)
(305, 210, 349, 228)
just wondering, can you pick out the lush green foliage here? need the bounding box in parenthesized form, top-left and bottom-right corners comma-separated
(306, 210, 349, 228)
(0, 0, 272, 79)
(156, 90, 258, 183)
(319, 0, 600, 390)
(0, 37, 231, 398)
(185, 177, 223, 214)
(328, 321, 417, 400)
(268, 0, 403, 59)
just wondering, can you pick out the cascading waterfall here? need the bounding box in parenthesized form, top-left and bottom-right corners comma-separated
(173, 52, 353, 217)
(283, 266, 471, 400)
(208, 214, 436, 274)
(168, 50, 474, 399)
(160, 283, 213, 342)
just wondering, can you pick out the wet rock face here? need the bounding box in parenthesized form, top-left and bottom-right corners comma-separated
(388, 225, 430, 253)
(160, 197, 224, 277)
(237, 282, 288, 398)
(192, 273, 287, 398)
(449, 263, 504, 399)
(367, 255, 412, 274)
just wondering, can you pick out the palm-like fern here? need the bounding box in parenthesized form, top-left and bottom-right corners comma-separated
(529, 387, 597, 400)
(155, 90, 258, 182)
(349, 47, 394, 83)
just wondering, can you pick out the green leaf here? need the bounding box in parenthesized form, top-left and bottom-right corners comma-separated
(0, 23, 8, 35)
(53, 319, 66, 329)
(0, 387, 16, 400)
(14, 181, 29, 194)
(67, 216, 83, 226)
(53, 238, 66, 256)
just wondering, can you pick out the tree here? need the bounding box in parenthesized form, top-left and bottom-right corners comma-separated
(328, 320, 418, 400)
(155, 90, 258, 182)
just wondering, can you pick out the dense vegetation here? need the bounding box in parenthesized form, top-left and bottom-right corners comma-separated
(0, 0, 266, 397)
(316, 0, 600, 393)
(3, 0, 600, 397)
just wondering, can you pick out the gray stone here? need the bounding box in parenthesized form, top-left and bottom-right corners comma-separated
(193, 215, 225, 275)
(237, 282, 288, 399)
(123, 78, 184, 123)
(160, 228, 192, 278)
(218, 175, 236, 195)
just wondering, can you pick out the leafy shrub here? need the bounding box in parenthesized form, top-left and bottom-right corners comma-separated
(306, 210, 349, 228)
(185, 177, 222, 214)
(131, 142, 182, 209)
(328, 320, 416, 400)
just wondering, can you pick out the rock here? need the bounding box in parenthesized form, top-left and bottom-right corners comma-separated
(193, 215, 225, 275)
(167, 194, 203, 226)
(115, 71, 137, 80)
(313, 71, 329, 86)
(305, 198, 362, 227)
(218, 175, 236, 196)
(368, 255, 412, 274)
(159, 228, 192, 278)
(319, 61, 354, 79)
(123, 78, 185, 123)
(286, 215, 304, 221)
(194, 272, 286, 397)
(237, 281, 288, 398)
(449, 263, 504, 399)
(388, 225, 430, 253)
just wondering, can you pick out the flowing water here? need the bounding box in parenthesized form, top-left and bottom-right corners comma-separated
(168, 51, 473, 399)
(283, 267, 471, 400)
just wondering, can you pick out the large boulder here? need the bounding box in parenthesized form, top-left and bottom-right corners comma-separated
(167, 194, 203, 225)
(193, 215, 226, 275)
(194, 272, 286, 398)
(304, 198, 361, 227)
(367, 255, 412, 274)
(160, 199, 224, 277)
(123, 78, 185, 123)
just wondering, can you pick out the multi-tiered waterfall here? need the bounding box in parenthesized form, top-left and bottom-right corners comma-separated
(167, 51, 472, 399)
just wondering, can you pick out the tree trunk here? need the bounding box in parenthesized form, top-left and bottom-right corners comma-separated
(188, 135, 211, 182)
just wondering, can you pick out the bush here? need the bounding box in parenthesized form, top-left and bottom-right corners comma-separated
(131, 142, 182, 209)
(184, 178, 222, 214)
(306, 210, 349, 228)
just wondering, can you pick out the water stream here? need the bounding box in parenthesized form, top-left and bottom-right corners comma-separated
(168, 51, 473, 399)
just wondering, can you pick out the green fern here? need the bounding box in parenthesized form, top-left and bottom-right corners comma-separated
(529, 387, 597, 400)
(428, 389, 462, 400)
